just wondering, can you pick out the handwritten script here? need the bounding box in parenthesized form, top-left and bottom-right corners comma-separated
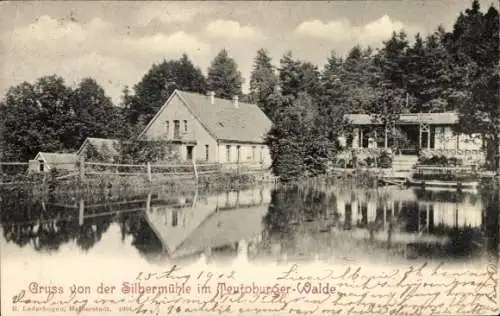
(9, 261, 499, 315)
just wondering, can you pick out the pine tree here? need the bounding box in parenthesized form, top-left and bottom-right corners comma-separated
(319, 52, 349, 140)
(206, 49, 243, 99)
(278, 51, 321, 100)
(341, 46, 381, 113)
(375, 31, 410, 92)
(278, 51, 303, 98)
(249, 49, 277, 118)
(452, 2, 499, 170)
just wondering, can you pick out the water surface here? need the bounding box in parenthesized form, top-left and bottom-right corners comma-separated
(1, 181, 498, 267)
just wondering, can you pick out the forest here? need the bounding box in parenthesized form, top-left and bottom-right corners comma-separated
(0, 1, 498, 179)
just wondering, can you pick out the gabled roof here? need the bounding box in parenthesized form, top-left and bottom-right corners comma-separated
(171, 205, 268, 258)
(140, 90, 272, 143)
(345, 112, 458, 125)
(144, 202, 217, 256)
(76, 137, 120, 156)
(35, 152, 78, 169)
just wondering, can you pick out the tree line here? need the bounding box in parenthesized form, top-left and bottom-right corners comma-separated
(0, 1, 498, 177)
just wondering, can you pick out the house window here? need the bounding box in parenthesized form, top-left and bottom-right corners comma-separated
(236, 145, 241, 162)
(183, 120, 188, 133)
(205, 145, 209, 161)
(172, 211, 178, 227)
(260, 146, 264, 162)
(165, 121, 169, 138)
(226, 145, 231, 162)
(173, 120, 180, 138)
(39, 160, 45, 172)
(252, 146, 256, 161)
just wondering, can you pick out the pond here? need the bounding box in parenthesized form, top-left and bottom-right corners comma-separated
(1, 180, 498, 266)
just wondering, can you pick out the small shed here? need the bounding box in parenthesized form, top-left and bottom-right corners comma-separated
(76, 137, 120, 162)
(28, 152, 78, 173)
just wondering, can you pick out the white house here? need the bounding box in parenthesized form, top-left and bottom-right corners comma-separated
(344, 112, 483, 157)
(139, 90, 273, 167)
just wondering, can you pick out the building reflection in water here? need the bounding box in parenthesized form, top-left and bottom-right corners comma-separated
(261, 184, 496, 262)
(0, 185, 271, 264)
(144, 186, 270, 262)
(0, 183, 497, 263)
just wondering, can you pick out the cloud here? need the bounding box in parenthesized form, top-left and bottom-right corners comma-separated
(294, 19, 354, 42)
(359, 15, 406, 43)
(10, 15, 86, 48)
(205, 19, 263, 40)
(136, 4, 209, 25)
(7, 15, 112, 56)
(121, 31, 210, 56)
(64, 52, 140, 100)
(1, 14, 211, 104)
(295, 15, 415, 46)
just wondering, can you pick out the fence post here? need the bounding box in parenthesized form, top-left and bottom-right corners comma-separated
(146, 191, 151, 213)
(79, 157, 85, 182)
(192, 159, 198, 183)
(147, 162, 152, 183)
(237, 160, 240, 182)
(78, 198, 84, 226)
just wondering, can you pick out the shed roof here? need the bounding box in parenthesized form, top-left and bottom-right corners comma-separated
(141, 90, 273, 143)
(35, 152, 78, 170)
(76, 137, 120, 156)
(345, 112, 458, 125)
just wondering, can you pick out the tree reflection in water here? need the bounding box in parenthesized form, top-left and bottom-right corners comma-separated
(118, 212, 165, 261)
(1, 182, 498, 263)
(262, 183, 499, 261)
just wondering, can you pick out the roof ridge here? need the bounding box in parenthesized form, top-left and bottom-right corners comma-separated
(177, 89, 258, 107)
(140, 89, 272, 143)
(175, 90, 220, 141)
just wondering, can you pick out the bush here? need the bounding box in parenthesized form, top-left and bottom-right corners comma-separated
(120, 140, 179, 164)
(335, 148, 392, 169)
(418, 153, 463, 166)
(378, 150, 392, 168)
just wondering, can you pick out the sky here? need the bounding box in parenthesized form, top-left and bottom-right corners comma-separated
(0, 0, 497, 105)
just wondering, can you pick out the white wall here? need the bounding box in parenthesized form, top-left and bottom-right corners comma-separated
(434, 126, 482, 151)
(217, 142, 271, 167)
(141, 94, 218, 162)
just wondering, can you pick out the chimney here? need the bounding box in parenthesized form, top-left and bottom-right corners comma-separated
(233, 95, 239, 108)
(209, 91, 215, 105)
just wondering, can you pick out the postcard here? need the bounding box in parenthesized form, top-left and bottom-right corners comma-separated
(1, 1, 499, 315)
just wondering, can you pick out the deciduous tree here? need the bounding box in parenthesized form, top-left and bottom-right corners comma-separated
(127, 54, 207, 125)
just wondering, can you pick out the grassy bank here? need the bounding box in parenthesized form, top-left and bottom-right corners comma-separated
(0, 168, 276, 202)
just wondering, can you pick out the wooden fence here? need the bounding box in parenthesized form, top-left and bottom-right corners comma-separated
(0, 159, 273, 185)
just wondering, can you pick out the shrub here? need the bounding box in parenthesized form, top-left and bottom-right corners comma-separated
(378, 150, 392, 168)
(120, 140, 179, 164)
(418, 153, 463, 166)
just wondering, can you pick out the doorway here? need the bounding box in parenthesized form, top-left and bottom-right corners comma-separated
(186, 146, 194, 161)
(397, 125, 419, 155)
